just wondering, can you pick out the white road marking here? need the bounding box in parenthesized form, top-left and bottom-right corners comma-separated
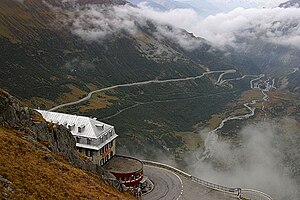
(146, 165, 184, 200)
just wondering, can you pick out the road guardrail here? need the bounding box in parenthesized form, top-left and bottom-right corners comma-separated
(242, 189, 273, 200)
(142, 160, 241, 198)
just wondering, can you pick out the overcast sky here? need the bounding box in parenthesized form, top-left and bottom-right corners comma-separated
(206, 0, 287, 8)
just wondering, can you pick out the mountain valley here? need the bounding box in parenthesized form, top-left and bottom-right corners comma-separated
(0, 0, 255, 158)
(0, 0, 299, 199)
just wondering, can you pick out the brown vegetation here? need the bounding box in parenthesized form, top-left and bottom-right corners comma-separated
(265, 90, 300, 116)
(79, 93, 118, 112)
(0, 127, 135, 200)
(0, 0, 56, 43)
(207, 89, 265, 129)
(176, 132, 203, 151)
(57, 84, 87, 104)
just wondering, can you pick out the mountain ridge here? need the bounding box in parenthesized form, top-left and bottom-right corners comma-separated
(279, 0, 300, 8)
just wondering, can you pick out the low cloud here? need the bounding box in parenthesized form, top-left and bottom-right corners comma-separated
(62, 58, 95, 72)
(192, 7, 300, 49)
(155, 25, 204, 51)
(66, 2, 300, 50)
(66, 3, 205, 50)
(186, 120, 300, 200)
(56, 3, 300, 199)
(151, 6, 300, 50)
(71, 5, 139, 41)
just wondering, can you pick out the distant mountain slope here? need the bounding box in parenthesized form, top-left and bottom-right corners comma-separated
(0, 0, 260, 158)
(129, 0, 193, 11)
(0, 0, 244, 107)
(287, 70, 300, 93)
(226, 40, 300, 78)
(128, 0, 221, 16)
(279, 0, 300, 8)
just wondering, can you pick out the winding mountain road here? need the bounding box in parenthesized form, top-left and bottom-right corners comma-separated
(47, 67, 274, 199)
(143, 165, 237, 200)
(142, 165, 183, 200)
(49, 69, 236, 111)
(201, 73, 274, 159)
(143, 163, 272, 200)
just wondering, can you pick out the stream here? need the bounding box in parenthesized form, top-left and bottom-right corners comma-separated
(200, 73, 274, 160)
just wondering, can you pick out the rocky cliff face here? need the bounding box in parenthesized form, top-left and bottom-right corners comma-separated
(0, 89, 125, 191)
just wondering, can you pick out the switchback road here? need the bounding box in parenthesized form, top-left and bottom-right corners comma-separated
(142, 165, 183, 200)
(143, 163, 273, 200)
(49, 69, 236, 111)
(142, 165, 237, 200)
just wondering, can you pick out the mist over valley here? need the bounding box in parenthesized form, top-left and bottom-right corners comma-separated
(1, 0, 300, 199)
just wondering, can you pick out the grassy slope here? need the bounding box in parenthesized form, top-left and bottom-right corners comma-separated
(0, 0, 208, 108)
(63, 78, 244, 159)
(0, 0, 258, 162)
(0, 126, 135, 200)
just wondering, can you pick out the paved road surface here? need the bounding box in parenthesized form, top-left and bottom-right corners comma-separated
(241, 189, 272, 200)
(143, 165, 236, 200)
(142, 165, 183, 200)
(143, 165, 272, 200)
(49, 69, 236, 111)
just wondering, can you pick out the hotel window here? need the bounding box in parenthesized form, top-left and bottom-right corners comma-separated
(87, 138, 91, 145)
(86, 149, 92, 157)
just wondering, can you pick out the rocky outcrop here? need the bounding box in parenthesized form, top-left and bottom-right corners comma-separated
(0, 89, 127, 192)
(0, 90, 29, 128)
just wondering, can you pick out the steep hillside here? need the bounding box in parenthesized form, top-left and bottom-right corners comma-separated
(0, 0, 249, 106)
(0, 127, 134, 200)
(0, 0, 205, 106)
(0, 0, 257, 159)
(287, 70, 300, 93)
(0, 89, 135, 199)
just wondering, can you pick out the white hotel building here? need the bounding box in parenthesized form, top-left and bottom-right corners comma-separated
(37, 110, 118, 166)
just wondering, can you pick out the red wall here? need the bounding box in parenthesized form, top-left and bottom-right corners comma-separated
(112, 172, 144, 187)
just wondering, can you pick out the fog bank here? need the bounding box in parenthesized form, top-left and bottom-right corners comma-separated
(186, 120, 300, 200)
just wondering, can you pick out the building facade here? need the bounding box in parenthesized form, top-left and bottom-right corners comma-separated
(37, 110, 118, 166)
(102, 155, 144, 188)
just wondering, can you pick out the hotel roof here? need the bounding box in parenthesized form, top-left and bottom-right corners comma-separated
(37, 110, 114, 139)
